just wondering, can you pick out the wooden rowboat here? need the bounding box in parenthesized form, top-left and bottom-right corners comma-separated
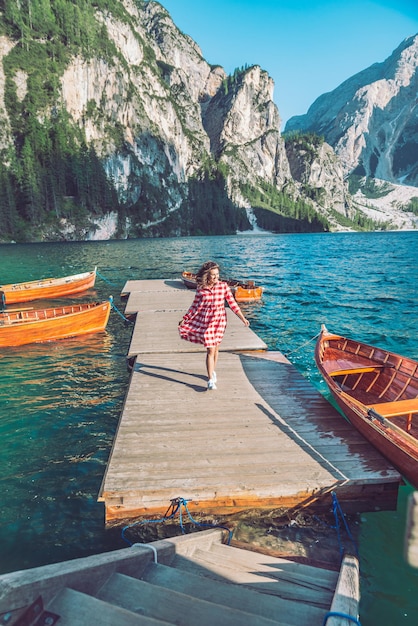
(315, 324, 418, 488)
(0, 269, 96, 305)
(0, 300, 111, 347)
(181, 271, 263, 303)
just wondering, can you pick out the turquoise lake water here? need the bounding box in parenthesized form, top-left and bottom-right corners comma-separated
(0, 232, 417, 624)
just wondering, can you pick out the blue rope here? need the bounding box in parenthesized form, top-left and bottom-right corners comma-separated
(331, 491, 358, 558)
(181, 499, 232, 543)
(313, 491, 358, 559)
(96, 269, 119, 287)
(333, 494, 343, 559)
(323, 611, 361, 625)
(121, 499, 181, 546)
(95, 269, 133, 323)
(109, 296, 134, 324)
(121, 497, 233, 546)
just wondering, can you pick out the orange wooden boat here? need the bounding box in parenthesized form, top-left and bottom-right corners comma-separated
(0, 300, 111, 347)
(0, 269, 96, 305)
(315, 324, 418, 488)
(181, 271, 263, 303)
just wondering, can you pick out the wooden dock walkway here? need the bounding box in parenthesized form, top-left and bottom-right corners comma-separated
(99, 279, 400, 524)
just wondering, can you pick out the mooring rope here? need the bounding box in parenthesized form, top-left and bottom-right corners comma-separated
(131, 543, 158, 563)
(96, 268, 119, 287)
(121, 497, 233, 546)
(95, 269, 133, 324)
(109, 296, 134, 324)
(314, 491, 359, 559)
(332, 491, 359, 557)
(284, 331, 320, 358)
(323, 612, 361, 626)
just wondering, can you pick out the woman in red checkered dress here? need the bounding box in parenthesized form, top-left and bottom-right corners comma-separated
(179, 261, 249, 390)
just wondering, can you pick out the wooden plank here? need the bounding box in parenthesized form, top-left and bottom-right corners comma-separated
(326, 554, 360, 625)
(99, 280, 400, 523)
(141, 561, 327, 625)
(123, 279, 192, 314)
(330, 365, 388, 376)
(182, 547, 334, 606)
(203, 542, 338, 587)
(124, 290, 193, 315)
(121, 278, 187, 295)
(239, 354, 399, 481)
(127, 310, 267, 357)
(48, 587, 162, 625)
(97, 572, 284, 626)
(368, 398, 418, 417)
(100, 353, 348, 512)
(100, 352, 398, 520)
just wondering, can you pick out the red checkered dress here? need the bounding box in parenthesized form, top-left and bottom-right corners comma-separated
(179, 281, 241, 347)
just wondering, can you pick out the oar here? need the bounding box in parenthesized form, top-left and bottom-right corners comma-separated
(3, 307, 34, 313)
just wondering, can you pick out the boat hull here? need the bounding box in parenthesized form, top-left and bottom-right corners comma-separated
(0, 301, 111, 347)
(315, 326, 418, 487)
(0, 270, 96, 304)
(233, 285, 264, 302)
(181, 271, 263, 302)
(328, 384, 418, 488)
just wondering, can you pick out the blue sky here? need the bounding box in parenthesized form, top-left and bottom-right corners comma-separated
(160, 1, 418, 127)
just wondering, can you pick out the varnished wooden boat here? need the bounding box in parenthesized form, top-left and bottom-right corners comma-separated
(0, 269, 96, 305)
(181, 271, 263, 303)
(315, 324, 418, 487)
(0, 300, 111, 347)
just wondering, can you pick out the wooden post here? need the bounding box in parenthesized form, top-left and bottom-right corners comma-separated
(405, 491, 418, 568)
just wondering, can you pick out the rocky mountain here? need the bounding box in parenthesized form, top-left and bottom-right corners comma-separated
(0, 1, 416, 242)
(0, 0, 355, 242)
(286, 34, 418, 187)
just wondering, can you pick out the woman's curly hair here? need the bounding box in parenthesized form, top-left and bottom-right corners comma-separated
(196, 261, 219, 288)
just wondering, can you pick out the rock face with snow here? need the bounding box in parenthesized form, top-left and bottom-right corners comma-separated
(286, 35, 418, 187)
(350, 179, 418, 230)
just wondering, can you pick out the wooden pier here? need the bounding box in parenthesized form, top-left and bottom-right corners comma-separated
(98, 279, 400, 524)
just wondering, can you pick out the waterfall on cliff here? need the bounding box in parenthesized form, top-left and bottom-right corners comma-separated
(239, 207, 270, 234)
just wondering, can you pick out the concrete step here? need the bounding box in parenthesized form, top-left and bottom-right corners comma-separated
(97, 572, 285, 626)
(0, 531, 358, 626)
(47, 587, 168, 625)
(172, 547, 335, 607)
(141, 560, 327, 626)
(206, 542, 338, 588)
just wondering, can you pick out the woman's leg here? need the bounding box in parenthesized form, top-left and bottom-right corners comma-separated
(213, 346, 219, 375)
(206, 347, 217, 381)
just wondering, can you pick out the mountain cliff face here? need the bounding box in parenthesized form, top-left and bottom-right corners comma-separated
(285, 135, 352, 216)
(286, 34, 418, 187)
(203, 65, 290, 192)
(0, 0, 354, 241)
(0, 1, 416, 242)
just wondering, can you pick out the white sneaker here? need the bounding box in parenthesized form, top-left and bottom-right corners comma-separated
(212, 371, 217, 383)
(207, 380, 217, 390)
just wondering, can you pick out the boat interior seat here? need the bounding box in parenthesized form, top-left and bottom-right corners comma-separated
(367, 398, 418, 418)
(330, 365, 391, 377)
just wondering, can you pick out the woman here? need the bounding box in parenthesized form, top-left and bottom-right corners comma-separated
(178, 261, 250, 390)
